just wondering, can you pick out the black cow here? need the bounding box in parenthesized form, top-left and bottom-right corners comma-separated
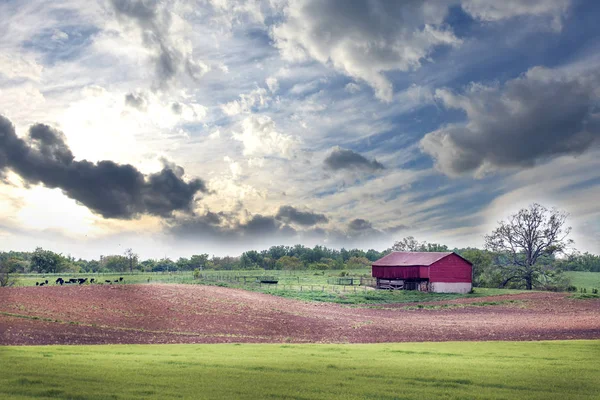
(105, 280, 112, 284)
(45, 280, 48, 284)
(39, 282, 45, 286)
(55, 278, 64, 284)
(119, 277, 123, 282)
(36, 282, 39, 286)
(90, 278, 95, 284)
(113, 279, 119, 283)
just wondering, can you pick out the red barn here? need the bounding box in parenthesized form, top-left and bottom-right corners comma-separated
(372, 252, 472, 293)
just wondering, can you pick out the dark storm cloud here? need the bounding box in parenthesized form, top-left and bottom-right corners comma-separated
(124, 92, 147, 111)
(324, 148, 384, 172)
(275, 205, 328, 226)
(348, 218, 373, 232)
(0, 115, 207, 219)
(167, 212, 296, 241)
(111, 0, 207, 88)
(420, 67, 600, 176)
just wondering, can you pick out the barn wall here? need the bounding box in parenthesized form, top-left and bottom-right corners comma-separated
(429, 253, 472, 283)
(372, 266, 421, 279)
(430, 282, 472, 293)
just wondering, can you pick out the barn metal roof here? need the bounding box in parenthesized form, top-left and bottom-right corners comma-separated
(372, 252, 455, 267)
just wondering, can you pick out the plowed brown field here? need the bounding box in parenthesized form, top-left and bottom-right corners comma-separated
(1, 284, 599, 345)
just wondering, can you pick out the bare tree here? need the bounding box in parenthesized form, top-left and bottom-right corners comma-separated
(124, 248, 138, 274)
(485, 203, 573, 290)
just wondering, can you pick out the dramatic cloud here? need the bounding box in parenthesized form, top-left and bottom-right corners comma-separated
(276, 205, 328, 226)
(347, 218, 372, 232)
(168, 211, 296, 243)
(0, 115, 207, 219)
(324, 148, 384, 172)
(111, 0, 209, 88)
(420, 67, 600, 177)
(233, 115, 298, 158)
(271, 0, 460, 101)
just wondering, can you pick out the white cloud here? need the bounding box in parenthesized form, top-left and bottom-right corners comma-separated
(271, 0, 461, 102)
(461, 0, 570, 30)
(266, 76, 279, 93)
(221, 87, 271, 115)
(345, 82, 361, 94)
(233, 115, 298, 158)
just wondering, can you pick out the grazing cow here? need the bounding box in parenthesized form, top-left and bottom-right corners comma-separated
(119, 277, 123, 282)
(69, 278, 77, 283)
(36, 282, 39, 286)
(55, 278, 62, 284)
(45, 280, 48, 284)
(114, 279, 119, 283)
(39, 282, 45, 286)
(105, 280, 112, 284)
(90, 278, 95, 284)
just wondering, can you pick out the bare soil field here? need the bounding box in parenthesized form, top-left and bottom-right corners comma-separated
(1, 284, 599, 345)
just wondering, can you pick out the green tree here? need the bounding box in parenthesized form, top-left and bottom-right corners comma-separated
(189, 254, 209, 270)
(30, 248, 68, 274)
(275, 256, 304, 270)
(0, 258, 18, 287)
(103, 255, 129, 272)
(346, 256, 371, 269)
(124, 248, 138, 273)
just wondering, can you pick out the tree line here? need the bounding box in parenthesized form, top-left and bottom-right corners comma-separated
(1, 204, 598, 290)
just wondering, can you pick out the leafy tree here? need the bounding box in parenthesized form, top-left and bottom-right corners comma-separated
(30, 248, 68, 274)
(275, 256, 304, 270)
(391, 236, 421, 251)
(485, 203, 573, 290)
(189, 254, 209, 270)
(153, 258, 175, 272)
(556, 252, 600, 272)
(124, 248, 138, 273)
(346, 256, 371, 269)
(391, 236, 449, 253)
(103, 255, 129, 272)
(0, 258, 18, 287)
(456, 248, 495, 287)
(139, 259, 156, 272)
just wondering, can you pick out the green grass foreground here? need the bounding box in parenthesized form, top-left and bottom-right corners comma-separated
(1, 341, 598, 400)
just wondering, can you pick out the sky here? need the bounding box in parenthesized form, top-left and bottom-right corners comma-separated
(1, 0, 599, 259)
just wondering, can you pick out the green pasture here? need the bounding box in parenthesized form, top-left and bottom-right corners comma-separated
(1, 341, 598, 399)
(565, 271, 600, 292)
(12, 269, 372, 287)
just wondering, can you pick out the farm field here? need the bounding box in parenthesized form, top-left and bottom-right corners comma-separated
(1, 284, 598, 345)
(1, 341, 599, 399)
(12, 270, 524, 305)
